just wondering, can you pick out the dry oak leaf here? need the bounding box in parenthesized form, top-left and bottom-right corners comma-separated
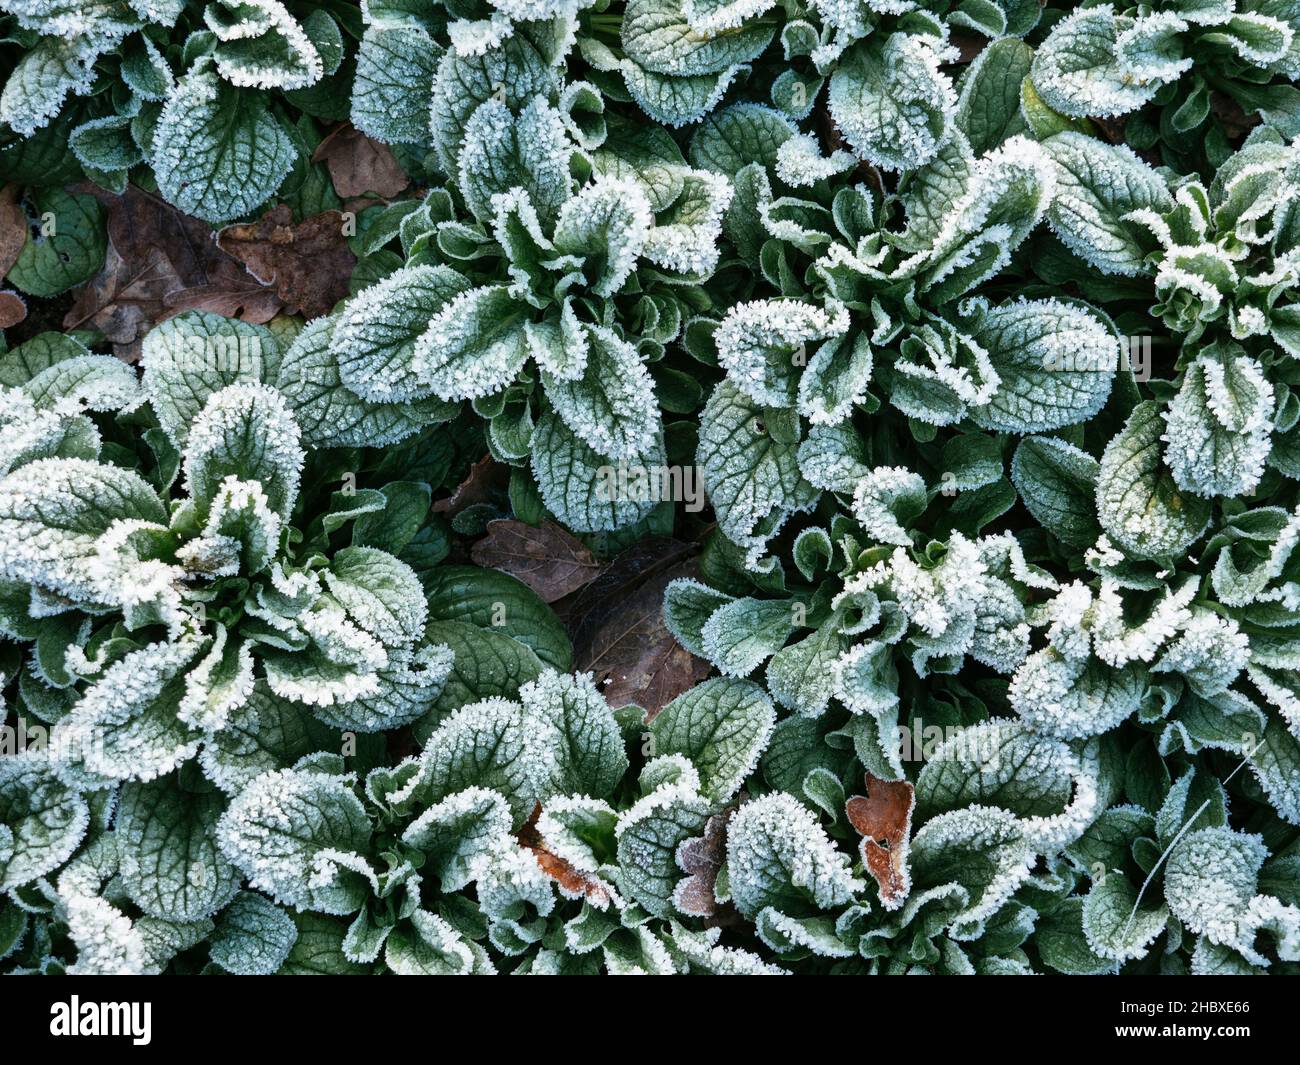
(516, 804, 614, 908)
(216, 204, 357, 320)
(471, 518, 604, 603)
(63, 184, 282, 358)
(845, 774, 915, 911)
(567, 542, 712, 717)
(312, 125, 410, 200)
(0, 184, 27, 278)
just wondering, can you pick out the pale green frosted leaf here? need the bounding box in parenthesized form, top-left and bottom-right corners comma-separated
(210, 891, 298, 975)
(117, 774, 241, 922)
(153, 69, 296, 224)
(726, 791, 864, 918)
(1097, 401, 1212, 559)
(649, 677, 776, 800)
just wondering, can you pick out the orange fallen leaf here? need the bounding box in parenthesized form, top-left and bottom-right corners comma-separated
(846, 774, 915, 910)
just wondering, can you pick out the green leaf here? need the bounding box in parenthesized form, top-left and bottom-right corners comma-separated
(649, 677, 777, 800)
(153, 70, 296, 224)
(117, 774, 241, 922)
(5, 187, 106, 298)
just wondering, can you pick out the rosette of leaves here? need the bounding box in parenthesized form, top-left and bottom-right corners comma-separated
(1046, 768, 1300, 973)
(575, 0, 1039, 172)
(686, 113, 1120, 563)
(0, 0, 350, 221)
(331, 46, 734, 535)
(0, 320, 459, 801)
(1031, 1, 1300, 168)
(665, 513, 1060, 756)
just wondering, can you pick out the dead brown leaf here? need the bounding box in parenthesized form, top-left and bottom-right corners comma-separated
(431, 454, 510, 517)
(0, 184, 27, 278)
(566, 540, 712, 717)
(216, 204, 356, 320)
(63, 183, 282, 358)
(674, 812, 731, 918)
(471, 519, 604, 602)
(845, 774, 915, 910)
(517, 804, 614, 907)
(0, 289, 27, 328)
(312, 125, 410, 200)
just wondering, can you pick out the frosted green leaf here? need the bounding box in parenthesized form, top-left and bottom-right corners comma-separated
(699, 597, 794, 678)
(1164, 349, 1274, 498)
(413, 285, 530, 402)
(199, 682, 318, 796)
(1010, 650, 1147, 740)
(459, 96, 574, 226)
(153, 69, 296, 224)
(542, 324, 658, 462)
(697, 381, 819, 567)
(0, 38, 97, 136)
(715, 299, 849, 410)
(274, 316, 453, 449)
(687, 102, 795, 178)
(1010, 436, 1101, 549)
(622, 0, 775, 76)
(797, 422, 870, 493)
(210, 891, 298, 975)
(0, 457, 167, 604)
(766, 616, 851, 717)
(429, 27, 561, 175)
(330, 264, 471, 405)
(0, 754, 89, 890)
(967, 297, 1118, 433)
(141, 313, 280, 447)
(552, 179, 653, 298)
(401, 786, 513, 892)
(621, 62, 749, 128)
(531, 412, 665, 534)
(205, 0, 324, 91)
(726, 792, 864, 918)
(1036, 898, 1117, 974)
(324, 547, 428, 648)
(1044, 132, 1172, 276)
(351, 21, 441, 143)
(215, 767, 373, 914)
(851, 466, 926, 547)
(649, 677, 776, 800)
(310, 645, 453, 733)
(519, 669, 630, 801)
(827, 34, 955, 173)
(386, 909, 481, 975)
(614, 782, 712, 917)
(1031, 9, 1161, 119)
(1097, 401, 1212, 559)
(53, 637, 203, 783)
(755, 908, 854, 958)
(916, 721, 1099, 845)
(116, 774, 241, 922)
(1082, 873, 1168, 961)
(183, 383, 304, 522)
(662, 577, 735, 657)
(955, 37, 1032, 156)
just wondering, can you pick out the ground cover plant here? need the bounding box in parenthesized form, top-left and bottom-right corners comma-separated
(0, 0, 1298, 976)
